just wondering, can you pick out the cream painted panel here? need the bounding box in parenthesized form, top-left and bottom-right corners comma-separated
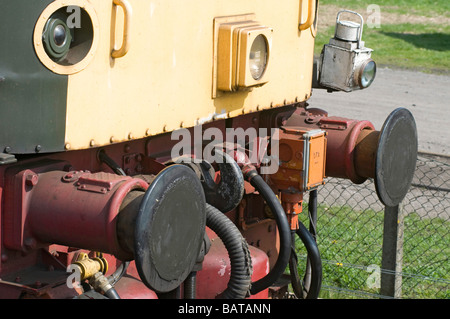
(65, 0, 315, 149)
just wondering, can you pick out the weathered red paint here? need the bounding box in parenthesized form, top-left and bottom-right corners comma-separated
(196, 228, 269, 299)
(4, 167, 148, 260)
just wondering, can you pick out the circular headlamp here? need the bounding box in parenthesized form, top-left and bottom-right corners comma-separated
(357, 59, 377, 88)
(249, 34, 268, 80)
(34, 0, 99, 75)
(42, 14, 72, 61)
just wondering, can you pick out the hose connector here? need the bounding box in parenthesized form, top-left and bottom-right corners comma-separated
(89, 272, 115, 296)
(72, 252, 108, 281)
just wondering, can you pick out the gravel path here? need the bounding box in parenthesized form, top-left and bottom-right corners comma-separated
(309, 67, 450, 156)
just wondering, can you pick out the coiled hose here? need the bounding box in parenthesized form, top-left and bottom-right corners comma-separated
(244, 171, 292, 295)
(205, 203, 253, 299)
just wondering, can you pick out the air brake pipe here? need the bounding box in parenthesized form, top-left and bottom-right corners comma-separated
(98, 149, 127, 176)
(205, 203, 253, 299)
(303, 189, 318, 292)
(207, 148, 291, 295)
(242, 166, 292, 295)
(293, 221, 322, 299)
(289, 189, 322, 299)
(184, 272, 197, 299)
(288, 189, 322, 299)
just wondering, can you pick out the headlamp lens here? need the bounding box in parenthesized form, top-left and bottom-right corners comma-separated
(53, 24, 67, 47)
(42, 14, 72, 61)
(360, 59, 376, 88)
(249, 35, 268, 80)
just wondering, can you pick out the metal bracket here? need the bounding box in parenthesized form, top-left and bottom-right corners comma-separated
(75, 172, 127, 194)
(0, 153, 17, 165)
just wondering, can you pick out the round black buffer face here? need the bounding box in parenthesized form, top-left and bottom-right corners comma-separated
(375, 108, 418, 207)
(134, 164, 206, 293)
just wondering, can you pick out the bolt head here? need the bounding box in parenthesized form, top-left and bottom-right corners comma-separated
(25, 174, 39, 186)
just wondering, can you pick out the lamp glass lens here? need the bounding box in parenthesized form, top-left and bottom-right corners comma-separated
(249, 35, 268, 80)
(53, 24, 67, 47)
(361, 60, 376, 87)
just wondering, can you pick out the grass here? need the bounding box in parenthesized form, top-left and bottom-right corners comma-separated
(319, 0, 450, 17)
(314, 1, 450, 74)
(291, 204, 450, 299)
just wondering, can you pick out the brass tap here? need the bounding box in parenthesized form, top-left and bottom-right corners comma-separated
(72, 252, 108, 281)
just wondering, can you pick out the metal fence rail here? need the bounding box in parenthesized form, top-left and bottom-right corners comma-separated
(296, 152, 450, 299)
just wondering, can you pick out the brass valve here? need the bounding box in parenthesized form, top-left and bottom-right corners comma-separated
(72, 252, 108, 281)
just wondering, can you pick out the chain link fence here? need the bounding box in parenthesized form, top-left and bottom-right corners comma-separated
(295, 152, 450, 299)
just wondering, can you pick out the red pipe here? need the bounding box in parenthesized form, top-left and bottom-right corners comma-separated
(324, 118, 374, 183)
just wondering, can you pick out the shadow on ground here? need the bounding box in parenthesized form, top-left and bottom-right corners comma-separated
(381, 32, 450, 52)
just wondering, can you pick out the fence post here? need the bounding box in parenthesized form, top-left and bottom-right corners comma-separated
(380, 203, 404, 298)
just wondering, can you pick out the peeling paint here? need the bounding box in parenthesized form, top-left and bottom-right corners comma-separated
(218, 259, 227, 277)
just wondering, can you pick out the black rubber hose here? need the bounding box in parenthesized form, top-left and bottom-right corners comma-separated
(308, 189, 318, 239)
(205, 203, 252, 299)
(184, 272, 197, 299)
(293, 221, 322, 299)
(244, 172, 292, 295)
(289, 231, 305, 297)
(104, 287, 121, 299)
(108, 261, 129, 286)
(98, 149, 126, 176)
(303, 189, 318, 293)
